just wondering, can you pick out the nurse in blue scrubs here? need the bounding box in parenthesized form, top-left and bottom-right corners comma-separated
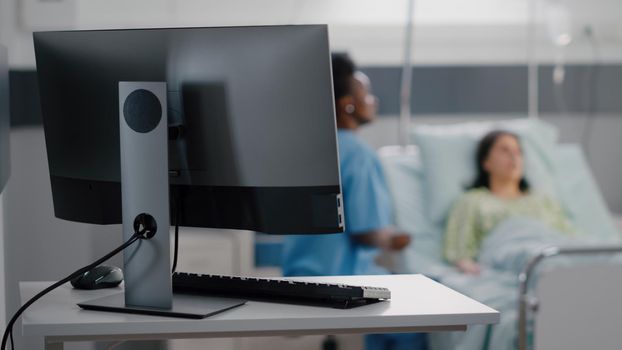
(282, 53, 427, 350)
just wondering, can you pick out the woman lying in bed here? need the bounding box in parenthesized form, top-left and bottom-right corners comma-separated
(444, 130, 576, 275)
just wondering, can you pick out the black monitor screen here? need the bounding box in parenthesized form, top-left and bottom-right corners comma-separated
(34, 25, 343, 234)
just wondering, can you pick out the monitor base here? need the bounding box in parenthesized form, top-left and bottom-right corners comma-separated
(78, 292, 246, 319)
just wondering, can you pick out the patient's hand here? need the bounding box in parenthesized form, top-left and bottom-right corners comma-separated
(352, 230, 411, 251)
(455, 259, 481, 275)
(389, 234, 411, 251)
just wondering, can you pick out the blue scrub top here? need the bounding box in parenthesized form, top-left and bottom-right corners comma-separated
(282, 129, 393, 277)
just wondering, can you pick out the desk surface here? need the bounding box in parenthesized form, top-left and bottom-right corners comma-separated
(21, 274, 499, 342)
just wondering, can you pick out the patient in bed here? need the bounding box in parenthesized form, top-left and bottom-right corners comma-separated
(443, 130, 576, 274)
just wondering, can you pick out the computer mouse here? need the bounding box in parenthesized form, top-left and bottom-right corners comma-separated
(71, 265, 123, 290)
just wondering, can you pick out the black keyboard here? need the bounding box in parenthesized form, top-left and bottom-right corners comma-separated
(172, 272, 391, 309)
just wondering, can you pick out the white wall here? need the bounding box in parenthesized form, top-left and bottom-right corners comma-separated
(0, 192, 6, 329)
(3, 0, 622, 68)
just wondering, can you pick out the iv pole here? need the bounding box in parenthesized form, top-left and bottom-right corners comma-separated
(528, 0, 539, 119)
(399, 0, 415, 146)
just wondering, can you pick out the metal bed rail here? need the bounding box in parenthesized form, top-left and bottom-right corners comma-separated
(518, 244, 622, 350)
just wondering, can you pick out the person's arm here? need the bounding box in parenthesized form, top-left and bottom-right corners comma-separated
(351, 228, 411, 251)
(444, 194, 481, 274)
(344, 154, 411, 252)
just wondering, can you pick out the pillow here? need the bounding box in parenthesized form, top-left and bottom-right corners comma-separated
(379, 148, 432, 237)
(553, 144, 620, 240)
(412, 118, 560, 226)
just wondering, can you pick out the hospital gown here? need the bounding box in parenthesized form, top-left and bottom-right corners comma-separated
(444, 187, 577, 264)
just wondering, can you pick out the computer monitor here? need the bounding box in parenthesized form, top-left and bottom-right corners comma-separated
(0, 45, 9, 194)
(34, 25, 342, 234)
(34, 25, 343, 317)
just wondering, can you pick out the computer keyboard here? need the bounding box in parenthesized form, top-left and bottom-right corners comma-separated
(172, 272, 391, 309)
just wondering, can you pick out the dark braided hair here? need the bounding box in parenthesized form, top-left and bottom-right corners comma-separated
(469, 130, 530, 192)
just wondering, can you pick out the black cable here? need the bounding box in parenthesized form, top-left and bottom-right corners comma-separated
(1, 231, 145, 350)
(171, 193, 180, 274)
(171, 214, 180, 274)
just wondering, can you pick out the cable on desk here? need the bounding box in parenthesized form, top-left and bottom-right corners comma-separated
(171, 192, 181, 274)
(1, 228, 150, 350)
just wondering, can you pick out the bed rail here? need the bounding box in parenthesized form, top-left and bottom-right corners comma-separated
(518, 244, 622, 350)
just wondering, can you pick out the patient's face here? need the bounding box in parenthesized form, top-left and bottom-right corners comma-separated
(483, 134, 524, 182)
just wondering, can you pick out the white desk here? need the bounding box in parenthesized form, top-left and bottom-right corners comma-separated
(20, 275, 499, 350)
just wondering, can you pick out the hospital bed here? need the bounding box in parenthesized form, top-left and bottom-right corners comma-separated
(379, 119, 622, 350)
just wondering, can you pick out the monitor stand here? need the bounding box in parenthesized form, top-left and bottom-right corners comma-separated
(76, 81, 246, 319)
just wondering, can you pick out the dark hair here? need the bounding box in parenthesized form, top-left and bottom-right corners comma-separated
(331, 53, 356, 101)
(470, 130, 530, 192)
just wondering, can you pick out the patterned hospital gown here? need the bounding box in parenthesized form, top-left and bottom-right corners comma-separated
(443, 187, 576, 263)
